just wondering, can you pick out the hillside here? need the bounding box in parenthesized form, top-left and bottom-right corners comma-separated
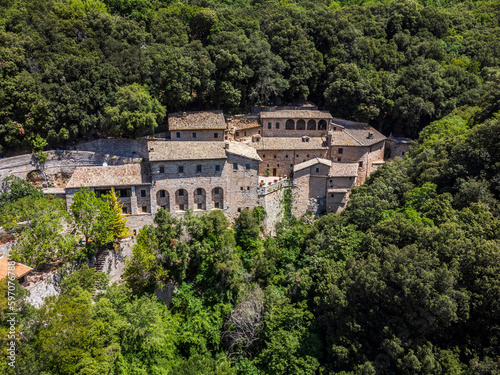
(1, 0, 500, 153)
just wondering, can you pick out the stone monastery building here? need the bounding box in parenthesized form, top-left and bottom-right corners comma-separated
(63, 106, 387, 232)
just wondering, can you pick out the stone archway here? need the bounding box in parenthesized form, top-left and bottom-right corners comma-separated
(156, 190, 169, 211)
(296, 119, 305, 130)
(285, 119, 295, 130)
(307, 119, 316, 130)
(194, 188, 206, 211)
(175, 189, 188, 211)
(318, 119, 327, 130)
(211, 187, 224, 210)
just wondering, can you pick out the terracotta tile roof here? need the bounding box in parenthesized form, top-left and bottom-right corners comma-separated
(0, 257, 32, 280)
(66, 163, 150, 188)
(225, 142, 262, 161)
(330, 131, 360, 146)
(148, 141, 227, 161)
(232, 119, 261, 130)
(168, 110, 226, 130)
(294, 158, 332, 172)
(332, 118, 386, 146)
(260, 110, 333, 119)
(329, 162, 359, 177)
(253, 137, 328, 151)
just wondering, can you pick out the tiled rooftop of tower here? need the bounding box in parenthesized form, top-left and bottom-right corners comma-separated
(66, 163, 150, 188)
(148, 141, 227, 161)
(168, 110, 226, 130)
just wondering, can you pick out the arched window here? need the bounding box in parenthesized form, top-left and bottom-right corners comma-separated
(318, 119, 327, 130)
(211, 187, 224, 210)
(194, 188, 206, 211)
(285, 119, 295, 130)
(296, 119, 305, 130)
(175, 189, 188, 211)
(307, 119, 316, 130)
(156, 190, 169, 211)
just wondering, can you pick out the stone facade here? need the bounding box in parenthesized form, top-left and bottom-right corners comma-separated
(170, 129, 225, 142)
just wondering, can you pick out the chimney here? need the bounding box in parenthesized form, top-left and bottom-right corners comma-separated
(367, 132, 373, 139)
(225, 142, 230, 150)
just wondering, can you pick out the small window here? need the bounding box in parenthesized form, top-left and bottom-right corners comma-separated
(277, 164, 280, 167)
(267, 164, 270, 167)
(197, 188, 202, 195)
(307, 154, 309, 157)
(235, 131, 239, 136)
(214, 132, 218, 138)
(296, 154, 299, 157)
(285, 154, 288, 158)
(179, 204, 185, 210)
(196, 165, 202, 173)
(233, 163, 238, 170)
(337, 157, 342, 162)
(268, 122, 272, 129)
(238, 208, 241, 213)
(140, 190, 146, 197)
(306, 138, 310, 142)
(359, 161, 363, 167)
(159, 166, 165, 173)
(276, 122, 280, 129)
(240, 187, 244, 191)
(176, 132, 180, 138)
(178, 190, 184, 196)
(214, 188, 220, 194)
(215, 202, 220, 208)
(290, 164, 293, 167)
(330, 179, 332, 183)
(331, 193, 335, 198)
(274, 155, 276, 158)
(178, 166, 184, 173)
(122, 207, 128, 214)
(315, 168, 319, 173)
(333, 127, 337, 131)
(258, 130, 261, 134)
(246, 164, 250, 170)
(262, 154, 265, 158)
(338, 148, 343, 154)
(142, 206, 147, 213)
(247, 186, 250, 190)
(215, 165, 221, 172)
(160, 190, 166, 198)
(192, 132, 197, 138)
(197, 203, 203, 209)
(244, 131, 247, 136)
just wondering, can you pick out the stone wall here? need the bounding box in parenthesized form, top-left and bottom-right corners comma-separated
(70, 139, 150, 159)
(24, 271, 61, 308)
(0, 150, 140, 182)
(258, 180, 292, 236)
(226, 154, 260, 216)
(171, 130, 225, 142)
(258, 148, 328, 177)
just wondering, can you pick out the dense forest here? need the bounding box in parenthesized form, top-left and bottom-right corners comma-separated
(1, 0, 500, 152)
(1, 92, 500, 373)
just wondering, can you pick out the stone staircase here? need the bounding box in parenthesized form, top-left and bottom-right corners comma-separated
(93, 248, 110, 272)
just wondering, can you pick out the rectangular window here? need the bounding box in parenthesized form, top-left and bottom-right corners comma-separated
(142, 206, 147, 213)
(307, 154, 310, 157)
(179, 204, 185, 210)
(333, 127, 337, 131)
(268, 122, 272, 129)
(215, 165, 221, 172)
(235, 131, 239, 136)
(285, 155, 288, 158)
(214, 188, 220, 194)
(246, 164, 250, 170)
(214, 132, 218, 138)
(233, 163, 238, 170)
(331, 193, 335, 198)
(197, 188, 202, 195)
(159, 166, 164, 173)
(176, 132, 180, 138)
(122, 207, 128, 214)
(178, 166, 184, 173)
(192, 132, 197, 138)
(197, 203, 203, 209)
(238, 208, 241, 213)
(179, 190, 184, 196)
(338, 148, 343, 154)
(215, 202, 220, 208)
(274, 155, 276, 158)
(337, 157, 342, 162)
(359, 161, 363, 167)
(196, 165, 202, 173)
(315, 168, 319, 173)
(140, 190, 146, 197)
(160, 190, 166, 197)
(247, 186, 250, 190)
(244, 131, 247, 136)
(240, 187, 244, 191)
(276, 122, 280, 129)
